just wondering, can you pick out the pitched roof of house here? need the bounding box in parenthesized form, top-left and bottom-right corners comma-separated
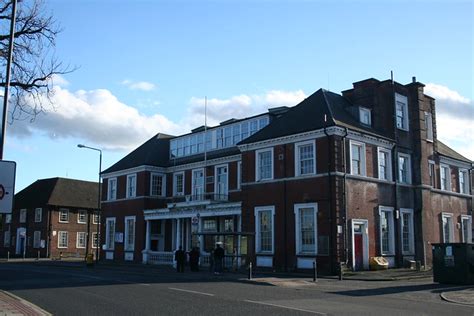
(14, 178, 98, 210)
(437, 141, 472, 164)
(239, 89, 388, 145)
(102, 133, 173, 174)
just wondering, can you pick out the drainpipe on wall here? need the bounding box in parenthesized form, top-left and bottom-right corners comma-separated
(283, 144, 288, 272)
(341, 127, 349, 266)
(323, 126, 335, 273)
(47, 207, 52, 258)
(391, 72, 401, 269)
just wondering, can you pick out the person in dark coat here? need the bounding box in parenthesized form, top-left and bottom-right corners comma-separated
(214, 243, 225, 274)
(174, 246, 186, 272)
(189, 247, 200, 272)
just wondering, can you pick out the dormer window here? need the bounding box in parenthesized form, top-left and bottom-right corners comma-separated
(359, 107, 371, 126)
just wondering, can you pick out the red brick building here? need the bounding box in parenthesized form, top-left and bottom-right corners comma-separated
(100, 77, 472, 273)
(0, 178, 99, 259)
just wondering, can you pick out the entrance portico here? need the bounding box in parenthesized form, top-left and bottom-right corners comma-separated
(142, 200, 242, 266)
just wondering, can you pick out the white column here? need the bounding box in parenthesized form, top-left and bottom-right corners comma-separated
(176, 218, 182, 249)
(171, 219, 176, 250)
(198, 217, 203, 253)
(142, 219, 151, 264)
(145, 220, 151, 251)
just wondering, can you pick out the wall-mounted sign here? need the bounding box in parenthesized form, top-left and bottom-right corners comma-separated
(0, 160, 16, 214)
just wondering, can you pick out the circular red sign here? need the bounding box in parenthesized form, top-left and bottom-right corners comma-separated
(0, 184, 4, 200)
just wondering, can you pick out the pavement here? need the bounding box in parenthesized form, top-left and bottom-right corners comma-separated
(0, 258, 473, 315)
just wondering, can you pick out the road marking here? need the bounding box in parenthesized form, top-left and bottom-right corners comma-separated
(168, 287, 215, 297)
(244, 300, 327, 315)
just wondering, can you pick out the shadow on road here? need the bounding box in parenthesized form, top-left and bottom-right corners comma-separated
(330, 283, 472, 297)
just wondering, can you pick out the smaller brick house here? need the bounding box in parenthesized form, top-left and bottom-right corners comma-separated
(0, 177, 99, 259)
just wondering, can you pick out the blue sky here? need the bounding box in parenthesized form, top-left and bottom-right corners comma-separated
(5, 0, 473, 192)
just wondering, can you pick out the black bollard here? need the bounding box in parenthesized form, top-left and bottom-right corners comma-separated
(313, 260, 317, 282)
(248, 262, 253, 280)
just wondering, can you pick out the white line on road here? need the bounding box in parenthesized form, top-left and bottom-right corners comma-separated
(244, 299, 327, 315)
(168, 287, 215, 297)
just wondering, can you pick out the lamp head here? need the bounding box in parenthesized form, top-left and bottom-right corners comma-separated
(77, 144, 85, 148)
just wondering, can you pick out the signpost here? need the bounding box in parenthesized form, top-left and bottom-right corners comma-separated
(0, 160, 15, 214)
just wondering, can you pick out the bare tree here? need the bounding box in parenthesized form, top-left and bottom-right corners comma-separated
(0, 0, 73, 122)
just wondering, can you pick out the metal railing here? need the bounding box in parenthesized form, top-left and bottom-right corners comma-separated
(169, 193, 228, 204)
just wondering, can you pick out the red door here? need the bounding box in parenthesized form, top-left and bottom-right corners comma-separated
(354, 234, 363, 271)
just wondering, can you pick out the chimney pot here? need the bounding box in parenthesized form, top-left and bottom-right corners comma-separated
(412, 76, 416, 83)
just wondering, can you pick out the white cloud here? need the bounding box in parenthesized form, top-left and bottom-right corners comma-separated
(121, 79, 156, 91)
(9, 88, 306, 152)
(50, 74, 70, 88)
(10, 86, 181, 151)
(425, 83, 474, 160)
(188, 90, 306, 127)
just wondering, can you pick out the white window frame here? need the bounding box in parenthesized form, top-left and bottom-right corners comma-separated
(124, 216, 136, 251)
(461, 215, 472, 243)
(214, 164, 229, 198)
(33, 231, 41, 249)
(377, 147, 392, 181)
(295, 140, 316, 176)
(399, 208, 415, 255)
(350, 140, 366, 176)
(59, 208, 69, 223)
(58, 231, 68, 249)
(294, 203, 318, 255)
(105, 217, 116, 250)
(255, 148, 274, 181)
(108, 178, 117, 200)
(459, 169, 469, 194)
(19, 209, 27, 223)
(150, 173, 166, 197)
(254, 206, 275, 254)
(359, 107, 371, 126)
(379, 206, 395, 255)
(173, 171, 185, 196)
(395, 93, 409, 131)
(192, 168, 205, 200)
(77, 210, 87, 224)
(126, 174, 137, 198)
(440, 164, 451, 191)
(93, 213, 100, 225)
(76, 232, 86, 249)
(441, 212, 454, 243)
(5, 214, 11, 224)
(3, 230, 10, 247)
(428, 160, 435, 187)
(92, 232, 99, 248)
(398, 153, 412, 184)
(34, 208, 42, 223)
(424, 111, 433, 141)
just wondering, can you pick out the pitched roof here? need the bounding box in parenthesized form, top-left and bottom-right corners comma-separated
(437, 141, 472, 164)
(239, 89, 389, 145)
(14, 178, 98, 210)
(102, 133, 173, 174)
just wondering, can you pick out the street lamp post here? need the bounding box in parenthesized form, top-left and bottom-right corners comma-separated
(77, 144, 102, 264)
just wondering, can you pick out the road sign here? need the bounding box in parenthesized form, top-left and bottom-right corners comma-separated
(0, 160, 16, 214)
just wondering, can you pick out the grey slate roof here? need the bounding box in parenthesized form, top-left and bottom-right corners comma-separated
(239, 89, 390, 145)
(14, 178, 98, 210)
(437, 141, 472, 164)
(102, 133, 173, 174)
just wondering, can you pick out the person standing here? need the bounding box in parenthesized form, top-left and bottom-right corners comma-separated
(214, 242, 225, 274)
(189, 247, 200, 272)
(174, 246, 186, 273)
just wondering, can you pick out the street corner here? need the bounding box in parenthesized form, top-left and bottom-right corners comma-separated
(440, 287, 474, 306)
(0, 290, 51, 316)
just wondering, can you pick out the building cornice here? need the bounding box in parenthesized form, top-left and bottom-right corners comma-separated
(102, 165, 166, 179)
(167, 154, 241, 173)
(438, 155, 472, 169)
